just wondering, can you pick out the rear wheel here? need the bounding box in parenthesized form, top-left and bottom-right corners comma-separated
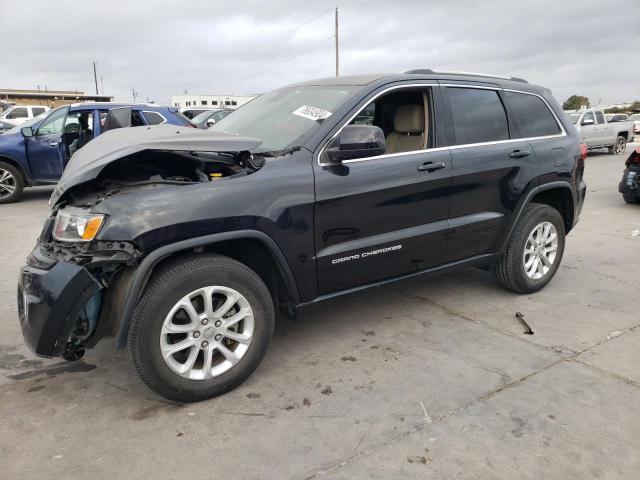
(127, 254, 274, 402)
(610, 136, 627, 155)
(493, 203, 565, 293)
(0, 162, 24, 204)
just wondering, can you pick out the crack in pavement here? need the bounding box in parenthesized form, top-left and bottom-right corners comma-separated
(305, 294, 640, 478)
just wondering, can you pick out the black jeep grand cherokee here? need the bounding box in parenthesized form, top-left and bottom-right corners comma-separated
(18, 70, 586, 402)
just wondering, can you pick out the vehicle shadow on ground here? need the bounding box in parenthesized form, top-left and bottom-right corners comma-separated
(4, 266, 498, 403)
(13, 186, 54, 204)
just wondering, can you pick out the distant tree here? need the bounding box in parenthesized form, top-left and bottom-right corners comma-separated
(630, 100, 640, 112)
(562, 95, 590, 110)
(604, 106, 626, 114)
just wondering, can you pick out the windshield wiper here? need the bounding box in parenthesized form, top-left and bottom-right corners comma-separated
(259, 146, 302, 158)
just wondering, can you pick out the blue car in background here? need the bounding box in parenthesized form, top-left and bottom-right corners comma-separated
(0, 103, 191, 203)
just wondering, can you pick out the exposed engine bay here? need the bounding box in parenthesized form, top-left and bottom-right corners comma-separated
(58, 149, 265, 208)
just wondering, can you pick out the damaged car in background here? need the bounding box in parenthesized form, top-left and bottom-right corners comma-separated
(18, 71, 586, 402)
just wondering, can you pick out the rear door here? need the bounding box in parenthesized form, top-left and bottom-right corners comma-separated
(442, 85, 538, 262)
(313, 83, 452, 295)
(594, 111, 610, 145)
(25, 106, 69, 182)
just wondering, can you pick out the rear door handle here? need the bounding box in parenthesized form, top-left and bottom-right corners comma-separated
(509, 150, 530, 159)
(49, 142, 58, 147)
(417, 161, 446, 172)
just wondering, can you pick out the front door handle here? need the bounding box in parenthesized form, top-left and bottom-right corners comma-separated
(49, 142, 59, 147)
(418, 161, 446, 172)
(509, 150, 530, 159)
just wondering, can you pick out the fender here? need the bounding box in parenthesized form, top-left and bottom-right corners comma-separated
(0, 154, 33, 186)
(499, 180, 576, 252)
(114, 229, 300, 348)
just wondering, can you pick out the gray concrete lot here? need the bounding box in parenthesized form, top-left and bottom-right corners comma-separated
(1, 146, 639, 479)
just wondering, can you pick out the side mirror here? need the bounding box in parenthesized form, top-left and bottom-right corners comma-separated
(21, 126, 33, 137)
(206, 118, 216, 127)
(325, 125, 386, 163)
(103, 106, 132, 132)
(581, 118, 594, 126)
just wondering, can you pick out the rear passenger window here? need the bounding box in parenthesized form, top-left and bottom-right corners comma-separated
(143, 111, 166, 125)
(505, 92, 561, 138)
(595, 111, 605, 124)
(448, 88, 508, 145)
(32, 107, 46, 116)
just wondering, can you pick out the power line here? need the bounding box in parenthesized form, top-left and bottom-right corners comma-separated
(237, 34, 336, 84)
(239, 8, 334, 55)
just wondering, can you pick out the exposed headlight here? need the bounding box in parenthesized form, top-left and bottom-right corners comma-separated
(52, 207, 105, 242)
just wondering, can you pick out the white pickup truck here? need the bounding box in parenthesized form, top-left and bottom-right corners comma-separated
(564, 108, 634, 155)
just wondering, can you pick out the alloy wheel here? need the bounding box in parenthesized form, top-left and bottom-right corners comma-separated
(0, 168, 16, 199)
(615, 137, 626, 154)
(523, 221, 558, 280)
(160, 286, 254, 380)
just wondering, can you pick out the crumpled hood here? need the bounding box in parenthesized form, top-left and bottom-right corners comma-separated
(50, 124, 262, 205)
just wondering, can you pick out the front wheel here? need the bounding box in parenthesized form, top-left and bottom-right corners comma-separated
(609, 136, 627, 155)
(493, 203, 566, 294)
(0, 161, 24, 204)
(623, 195, 639, 204)
(127, 254, 274, 402)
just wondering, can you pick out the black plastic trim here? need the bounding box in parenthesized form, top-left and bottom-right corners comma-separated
(115, 230, 300, 348)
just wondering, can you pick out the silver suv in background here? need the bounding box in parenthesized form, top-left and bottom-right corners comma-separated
(565, 108, 634, 154)
(0, 105, 50, 132)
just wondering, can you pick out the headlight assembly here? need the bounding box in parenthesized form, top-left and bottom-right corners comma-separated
(52, 207, 105, 242)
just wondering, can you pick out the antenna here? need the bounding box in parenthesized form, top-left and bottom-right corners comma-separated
(334, 7, 339, 77)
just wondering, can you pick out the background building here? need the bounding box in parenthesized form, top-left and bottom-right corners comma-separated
(0, 88, 113, 110)
(170, 93, 256, 109)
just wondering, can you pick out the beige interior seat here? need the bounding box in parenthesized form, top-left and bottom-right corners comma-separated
(385, 104, 425, 154)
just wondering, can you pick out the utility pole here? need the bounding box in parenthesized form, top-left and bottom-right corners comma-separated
(335, 6, 339, 77)
(132, 88, 138, 102)
(100, 76, 104, 96)
(93, 61, 99, 95)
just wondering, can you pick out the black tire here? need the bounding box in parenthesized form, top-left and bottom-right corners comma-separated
(0, 161, 24, 204)
(609, 136, 627, 155)
(493, 203, 565, 294)
(127, 254, 274, 402)
(623, 195, 639, 204)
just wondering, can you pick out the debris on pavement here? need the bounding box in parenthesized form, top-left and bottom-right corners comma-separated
(515, 312, 534, 335)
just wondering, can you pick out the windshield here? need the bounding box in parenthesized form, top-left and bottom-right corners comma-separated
(191, 110, 215, 124)
(565, 112, 581, 125)
(3, 109, 52, 135)
(0, 107, 15, 119)
(209, 85, 360, 152)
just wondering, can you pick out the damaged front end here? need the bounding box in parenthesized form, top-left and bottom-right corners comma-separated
(18, 125, 263, 360)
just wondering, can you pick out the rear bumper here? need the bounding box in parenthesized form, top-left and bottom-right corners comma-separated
(18, 253, 101, 357)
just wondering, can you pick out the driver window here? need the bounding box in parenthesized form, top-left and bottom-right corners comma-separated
(37, 107, 69, 136)
(349, 88, 433, 154)
(62, 111, 94, 159)
(582, 112, 595, 124)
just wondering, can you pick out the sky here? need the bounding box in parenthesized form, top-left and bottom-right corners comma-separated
(1, 0, 638, 106)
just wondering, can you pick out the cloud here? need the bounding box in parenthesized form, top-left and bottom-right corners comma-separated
(1, 0, 638, 105)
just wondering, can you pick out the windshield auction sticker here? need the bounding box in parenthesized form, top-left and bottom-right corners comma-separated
(292, 105, 332, 121)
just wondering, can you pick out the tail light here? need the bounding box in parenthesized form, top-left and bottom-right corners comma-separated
(579, 143, 588, 161)
(626, 147, 640, 166)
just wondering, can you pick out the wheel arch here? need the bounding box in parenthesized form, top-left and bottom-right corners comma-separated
(0, 155, 27, 184)
(500, 182, 575, 252)
(113, 230, 300, 348)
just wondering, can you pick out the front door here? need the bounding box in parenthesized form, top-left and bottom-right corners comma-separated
(313, 85, 452, 295)
(25, 106, 69, 182)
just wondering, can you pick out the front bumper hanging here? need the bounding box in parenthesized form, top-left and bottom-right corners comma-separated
(18, 258, 101, 357)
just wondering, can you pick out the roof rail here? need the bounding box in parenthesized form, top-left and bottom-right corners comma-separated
(404, 69, 528, 83)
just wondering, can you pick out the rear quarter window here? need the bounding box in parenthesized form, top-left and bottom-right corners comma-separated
(448, 87, 509, 145)
(506, 92, 561, 138)
(143, 111, 167, 125)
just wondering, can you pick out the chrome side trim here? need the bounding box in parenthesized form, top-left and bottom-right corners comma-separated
(316, 83, 567, 167)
